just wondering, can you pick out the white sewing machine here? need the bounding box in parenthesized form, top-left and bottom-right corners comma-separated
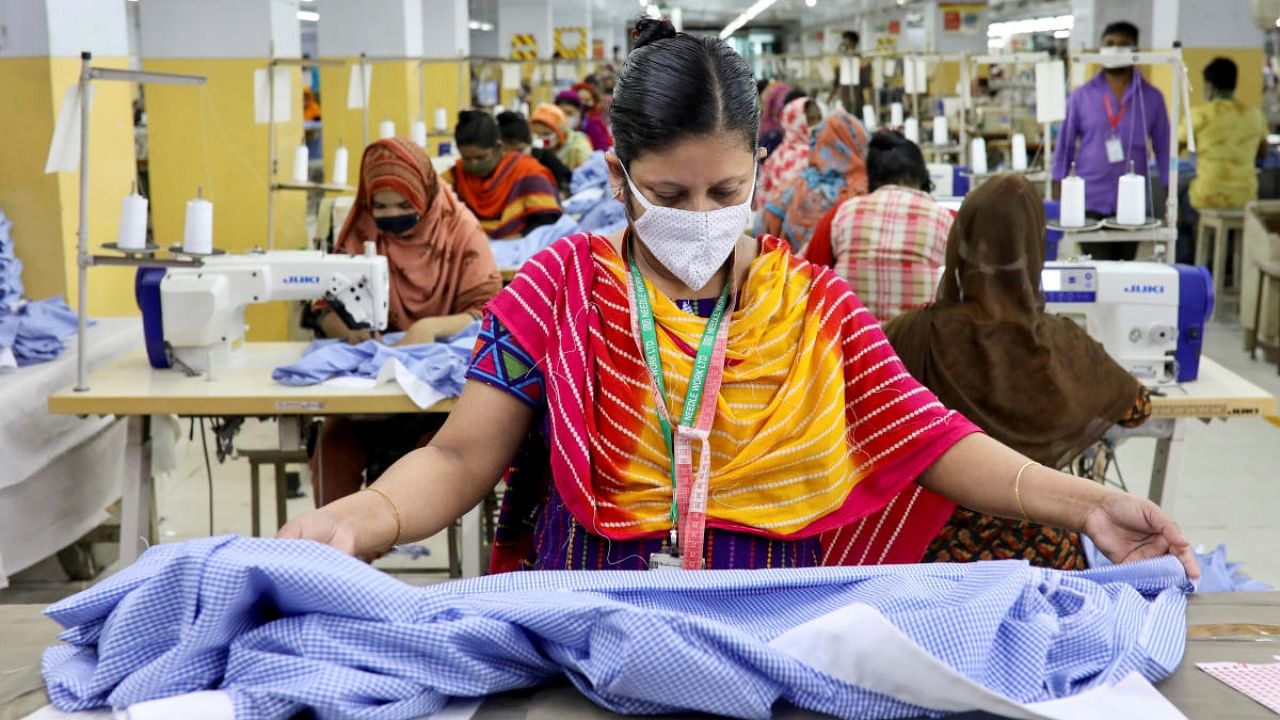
(1042, 261, 1212, 385)
(140, 244, 389, 372)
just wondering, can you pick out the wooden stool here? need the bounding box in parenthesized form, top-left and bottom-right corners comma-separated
(239, 448, 308, 536)
(1195, 208, 1247, 320)
(1249, 259, 1280, 374)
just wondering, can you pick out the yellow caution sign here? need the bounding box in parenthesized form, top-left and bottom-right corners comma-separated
(555, 27, 588, 59)
(511, 33, 539, 60)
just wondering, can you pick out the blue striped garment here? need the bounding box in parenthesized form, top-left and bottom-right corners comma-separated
(42, 537, 1191, 720)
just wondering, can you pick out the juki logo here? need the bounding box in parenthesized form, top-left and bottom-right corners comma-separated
(283, 275, 321, 285)
(1123, 284, 1165, 294)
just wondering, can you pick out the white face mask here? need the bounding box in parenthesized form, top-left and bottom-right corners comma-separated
(620, 163, 755, 291)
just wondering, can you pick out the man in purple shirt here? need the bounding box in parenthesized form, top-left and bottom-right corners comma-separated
(1052, 21, 1171, 260)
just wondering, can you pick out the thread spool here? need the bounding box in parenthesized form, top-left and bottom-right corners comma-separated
(379, 120, 396, 139)
(331, 144, 349, 186)
(904, 117, 920, 144)
(932, 115, 948, 146)
(1011, 133, 1028, 171)
(117, 183, 148, 250)
(890, 102, 904, 128)
(1060, 163, 1086, 227)
(434, 107, 448, 132)
(183, 187, 213, 255)
(1116, 161, 1147, 225)
(291, 145, 309, 183)
(411, 120, 428, 148)
(970, 137, 988, 176)
(862, 104, 877, 131)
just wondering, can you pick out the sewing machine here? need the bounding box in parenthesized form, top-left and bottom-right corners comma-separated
(136, 245, 389, 372)
(1042, 261, 1213, 384)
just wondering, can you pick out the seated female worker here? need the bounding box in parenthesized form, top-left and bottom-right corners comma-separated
(311, 138, 501, 507)
(804, 131, 953, 323)
(443, 110, 563, 240)
(496, 110, 573, 195)
(281, 20, 1198, 581)
(885, 173, 1153, 570)
(530, 102, 594, 172)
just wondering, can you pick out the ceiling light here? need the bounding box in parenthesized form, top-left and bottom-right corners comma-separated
(468, 20, 495, 31)
(720, 0, 780, 40)
(987, 14, 1073, 39)
(1053, 29, 1070, 38)
(1275, 17, 1280, 27)
(805, 0, 816, 6)
(297, 10, 319, 22)
(646, 4, 662, 19)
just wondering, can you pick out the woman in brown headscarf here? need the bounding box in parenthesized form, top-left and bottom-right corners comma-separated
(312, 138, 502, 507)
(884, 174, 1151, 569)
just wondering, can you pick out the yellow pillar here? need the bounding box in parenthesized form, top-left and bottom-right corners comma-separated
(0, 1, 137, 316)
(139, 0, 307, 340)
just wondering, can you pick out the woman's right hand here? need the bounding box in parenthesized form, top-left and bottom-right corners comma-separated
(276, 508, 360, 555)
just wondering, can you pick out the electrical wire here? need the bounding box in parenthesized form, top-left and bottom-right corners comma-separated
(199, 418, 215, 536)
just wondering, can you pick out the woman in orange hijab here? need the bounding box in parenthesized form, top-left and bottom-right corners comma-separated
(763, 109, 869, 251)
(312, 137, 502, 506)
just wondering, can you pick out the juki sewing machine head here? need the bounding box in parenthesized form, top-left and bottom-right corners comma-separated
(1042, 261, 1213, 384)
(137, 244, 389, 372)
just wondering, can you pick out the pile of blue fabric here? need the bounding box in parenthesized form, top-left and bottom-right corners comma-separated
(272, 323, 479, 392)
(489, 213, 581, 270)
(564, 151, 627, 235)
(0, 209, 81, 368)
(42, 536, 1192, 719)
(1083, 535, 1272, 592)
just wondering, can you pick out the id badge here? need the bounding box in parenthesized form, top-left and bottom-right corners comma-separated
(648, 552, 684, 570)
(648, 552, 704, 570)
(1105, 136, 1125, 164)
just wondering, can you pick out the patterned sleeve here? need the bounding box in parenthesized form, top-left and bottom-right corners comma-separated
(467, 313, 547, 410)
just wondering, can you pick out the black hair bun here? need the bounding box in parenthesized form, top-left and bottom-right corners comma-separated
(633, 18, 677, 48)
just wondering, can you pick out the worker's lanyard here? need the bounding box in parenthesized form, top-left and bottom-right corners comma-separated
(1103, 91, 1127, 133)
(625, 244, 732, 570)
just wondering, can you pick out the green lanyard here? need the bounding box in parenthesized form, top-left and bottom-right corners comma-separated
(628, 253, 731, 537)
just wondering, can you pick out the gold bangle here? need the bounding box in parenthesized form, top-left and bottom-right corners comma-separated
(362, 487, 402, 550)
(1014, 461, 1039, 521)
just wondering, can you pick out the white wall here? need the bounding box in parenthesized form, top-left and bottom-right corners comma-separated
(423, 0, 469, 58)
(141, 0, 297, 59)
(498, 0, 553, 60)
(316, 0, 420, 58)
(0, 0, 129, 58)
(0, 0, 52, 57)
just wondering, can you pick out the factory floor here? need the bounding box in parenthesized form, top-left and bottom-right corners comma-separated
(3, 317, 1278, 605)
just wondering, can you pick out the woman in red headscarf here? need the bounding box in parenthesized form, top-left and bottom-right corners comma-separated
(571, 82, 614, 151)
(311, 137, 502, 507)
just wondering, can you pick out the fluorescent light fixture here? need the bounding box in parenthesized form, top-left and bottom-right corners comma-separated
(468, 20, 495, 31)
(1053, 29, 1071, 38)
(646, 3, 662, 19)
(805, 0, 816, 6)
(720, 0, 780, 40)
(988, 14, 1073, 39)
(297, 9, 319, 21)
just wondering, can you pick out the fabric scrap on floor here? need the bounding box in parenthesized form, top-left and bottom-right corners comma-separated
(42, 536, 1192, 720)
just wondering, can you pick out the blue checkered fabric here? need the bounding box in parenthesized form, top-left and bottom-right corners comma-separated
(42, 537, 1191, 720)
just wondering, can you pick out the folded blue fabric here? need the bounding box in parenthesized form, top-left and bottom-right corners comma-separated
(1083, 534, 1271, 592)
(0, 209, 25, 309)
(271, 323, 479, 392)
(489, 214, 581, 269)
(579, 197, 627, 234)
(563, 187, 606, 215)
(570, 151, 609, 196)
(42, 536, 1191, 720)
(2, 297, 81, 365)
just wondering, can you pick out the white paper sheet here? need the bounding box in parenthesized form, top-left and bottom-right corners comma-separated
(501, 63, 521, 91)
(347, 63, 372, 109)
(769, 601, 1187, 720)
(1035, 60, 1067, 124)
(253, 66, 293, 124)
(45, 84, 95, 174)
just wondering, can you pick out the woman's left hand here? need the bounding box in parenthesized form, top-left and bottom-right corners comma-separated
(1082, 491, 1200, 580)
